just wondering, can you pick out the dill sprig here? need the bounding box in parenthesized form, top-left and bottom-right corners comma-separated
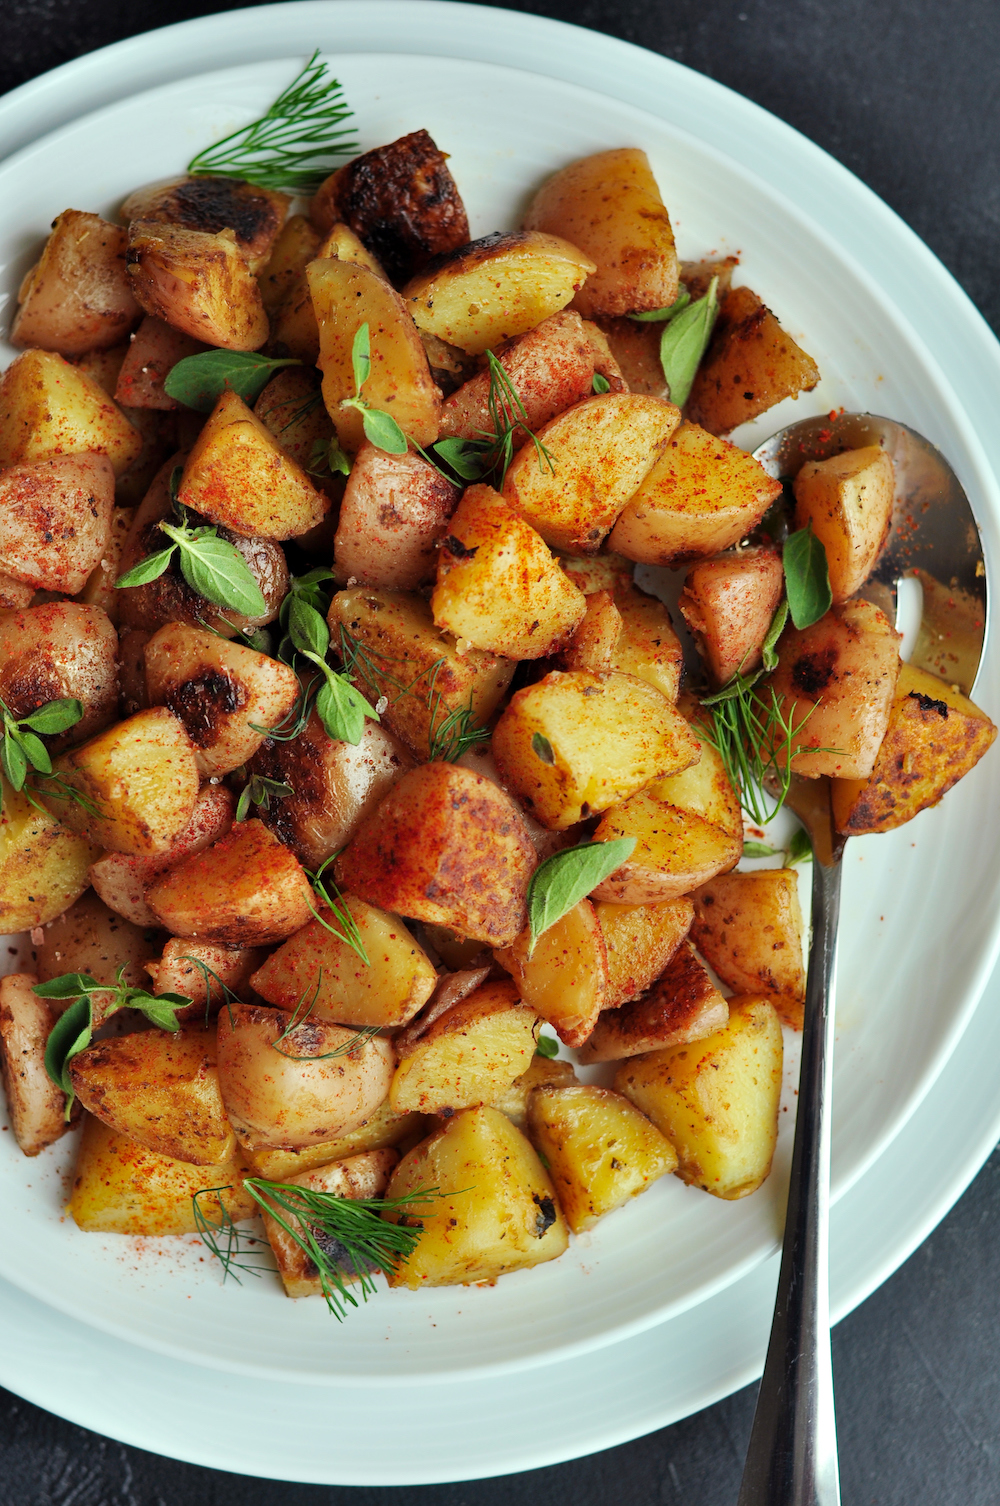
(305, 854, 371, 964)
(192, 1190, 274, 1283)
(271, 969, 380, 1059)
(429, 352, 556, 489)
(699, 677, 824, 826)
(187, 51, 358, 195)
(336, 628, 489, 762)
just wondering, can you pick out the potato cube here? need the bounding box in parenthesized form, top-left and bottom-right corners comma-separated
(793, 446, 895, 603)
(0, 349, 142, 476)
(336, 763, 537, 948)
(114, 316, 206, 409)
(34, 891, 163, 1003)
(494, 899, 608, 1048)
(253, 367, 337, 486)
(615, 995, 783, 1199)
(0, 779, 99, 933)
(0, 600, 118, 748)
(492, 669, 700, 830)
(259, 212, 322, 308)
(590, 793, 741, 905)
(239, 1098, 428, 1179)
(679, 546, 786, 686)
(608, 422, 783, 568)
(688, 285, 821, 436)
(0, 973, 73, 1156)
(526, 1083, 676, 1232)
(121, 175, 289, 276)
(335, 444, 459, 590)
(250, 896, 438, 1030)
(145, 938, 266, 1022)
(596, 897, 694, 1009)
(260, 1149, 399, 1299)
(383, 1104, 568, 1287)
(125, 220, 269, 350)
(12, 210, 139, 356)
(578, 943, 729, 1063)
(390, 980, 538, 1116)
(491, 1052, 578, 1130)
(691, 869, 806, 1029)
(432, 485, 587, 658)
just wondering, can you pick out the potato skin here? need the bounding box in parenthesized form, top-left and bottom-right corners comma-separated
(0, 455, 115, 595)
(125, 220, 269, 351)
(691, 870, 806, 1029)
(0, 601, 118, 750)
(687, 285, 820, 436)
(596, 896, 694, 1009)
(578, 942, 729, 1063)
(114, 316, 206, 410)
(34, 889, 164, 998)
(679, 547, 786, 686)
(12, 210, 140, 356)
(260, 1149, 399, 1299)
(337, 762, 538, 947)
(335, 444, 459, 590)
(0, 973, 73, 1156)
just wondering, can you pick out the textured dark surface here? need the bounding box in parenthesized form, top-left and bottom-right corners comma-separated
(2, 1, 1000, 1501)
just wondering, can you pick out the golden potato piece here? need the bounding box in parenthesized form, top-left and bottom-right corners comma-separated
(523, 148, 679, 319)
(239, 1098, 428, 1179)
(590, 793, 741, 905)
(122, 176, 289, 275)
(691, 869, 806, 1029)
(591, 315, 668, 398)
(609, 422, 783, 568)
(250, 896, 438, 1030)
(494, 898, 608, 1048)
(260, 1149, 399, 1299)
(384, 1104, 568, 1288)
(335, 444, 459, 590)
(390, 980, 538, 1116)
(76, 504, 134, 623)
(578, 942, 729, 1063)
(68, 1114, 254, 1235)
(336, 762, 537, 948)
(34, 891, 163, 1003)
(0, 974, 73, 1156)
(12, 210, 140, 356)
(68, 1024, 234, 1166)
(561, 589, 623, 674)
(432, 485, 586, 659)
(679, 546, 786, 686)
(0, 600, 118, 748)
(793, 446, 895, 603)
(611, 584, 684, 702)
(648, 694, 744, 837)
(615, 995, 783, 1199)
(403, 230, 595, 355)
(687, 285, 820, 436)
(0, 348, 142, 476)
(146, 818, 313, 946)
(527, 1083, 676, 1232)
(125, 220, 268, 351)
(145, 938, 266, 1022)
(492, 669, 700, 830)
(596, 897, 694, 1009)
(502, 393, 679, 554)
(491, 1052, 578, 1130)
(831, 662, 998, 837)
(259, 212, 322, 311)
(0, 780, 99, 934)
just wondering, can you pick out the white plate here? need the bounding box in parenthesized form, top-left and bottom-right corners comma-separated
(1, 0, 999, 1412)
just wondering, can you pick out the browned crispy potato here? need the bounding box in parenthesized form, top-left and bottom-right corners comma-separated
(268, 217, 390, 365)
(389, 980, 538, 1115)
(89, 781, 235, 927)
(0, 974, 73, 1156)
(239, 1097, 428, 1179)
(494, 899, 608, 1048)
(337, 762, 537, 948)
(384, 1104, 568, 1287)
(493, 669, 700, 830)
(245, 713, 414, 870)
(250, 896, 439, 1030)
(34, 890, 163, 997)
(688, 285, 820, 435)
(12, 210, 140, 355)
(831, 662, 998, 836)
(0, 454, 117, 593)
(596, 896, 694, 1009)
(526, 1083, 676, 1232)
(0, 602, 118, 749)
(317, 220, 391, 279)
(691, 869, 806, 1028)
(328, 586, 514, 760)
(144, 624, 300, 777)
(335, 444, 459, 589)
(311, 129, 470, 286)
(609, 422, 783, 567)
(438, 311, 596, 445)
(75, 504, 134, 622)
(0, 349, 142, 476)
(764, 598, 901, 779)
(491, 1052, 578, 1129)
(579, 942, 729, 1063)
(679, 547, 785, 685)
(115, 317, 207, 409)
(68, 1113, 254, 1235)
(126, 221, 269, 350)
(308, 258, 441, 451)
(561, 589, 623, 673)
(145, 938, 266, 1021)
(616, 996, 784, 1199)
(403, 231, 595, 355)
(257, 213, 323, 310)
(502, 393, 680, 553)
(432, 485, 587, 658)
(793, 446, 895, 603)
(0, 776, 99, 933)
(146, 819, 313, 945)
(216, 1000, 394, 1151)
(524, 148, 679, 318)
(68, 1024, 234, 1166)
(122, 176, 289, 275)
(590, 792, 742, 904)
(680, 256, 739, 301)
(261, 1150, 399, 1298)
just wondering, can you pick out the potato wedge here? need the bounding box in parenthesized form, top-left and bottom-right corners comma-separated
(0, 973, 73, 1156)
(691, 869, 806, 1028)
(494, 899, 608, 1048)
(390, 980, 538, 1115)
(121, 175, 289, 275)
(34, 890, 163, 997)
(0, 776, 99, 933)
(491, 1052, 578, 1130)
(615, 995, 783, 1198)
(75, 504, 134, 623)
(688, 285, 820, 436)
(793, 446, 895, 603)
(0, 601, 118, 749)
(114, 316, 206, 409)
(590, 793, 741, 905)
(383, 1104, 568, 1287)
(335, 444, 459, 589)
(596, 897, 694, 1009)
(239, 1098, 428, 1179)
(647, 693, 744, 837)
(679, 546, 786, 685)
(0, 349, 142, 477)
(12, 210, 140, 356)
(526, 1083, 676, 1232)
(578, 943, 729, 1063)
(260, 1150, 399, 1299)
(125, 220, 269, 350)
(145, 938, 266, 1021)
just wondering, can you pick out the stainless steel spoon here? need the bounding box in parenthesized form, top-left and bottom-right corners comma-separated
(735, 412, 988, 1506)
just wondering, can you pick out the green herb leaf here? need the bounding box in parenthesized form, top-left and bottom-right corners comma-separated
(783, 524, 832, 630)
(287, 595, 330, 659)
(432, 437, 488, 481)
(531, 733, 556, 765)
(785, 827, 814, 865)
(114, 545, 176, 589)
(761, 597, 790, 672)
(236, 774, 294, 822)
(17, 730, 51, 774)
(160, 521, 268, 617)
(328, 440, 352, 477)
(361, 407, 409, 455)
(42, 994, 93, 1105)
(163, 350, 301, 413)
(742, 840, 778, 859)
(315, 673, 371, 745)
(534, 1033, 560, 1059)
(1, 734, 27, 790)
(133, 994, 186, 1031)
(659, 275, 719, 408)
(527, 838, 637, 945)
(698, 680, 838, 826)
(33, 971, 101, 1000)
(630, 291, 692, 323)
(591, 372, 611, 394)
(21, 698, 84, 736)
(351, 323, 372, 395)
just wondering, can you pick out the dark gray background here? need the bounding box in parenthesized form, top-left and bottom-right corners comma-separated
(2, 1, 1000, 1501)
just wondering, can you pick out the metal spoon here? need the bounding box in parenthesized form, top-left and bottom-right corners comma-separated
(735, 412, 988, 1506)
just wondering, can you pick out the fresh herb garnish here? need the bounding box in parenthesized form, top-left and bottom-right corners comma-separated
(535, 1033, 560, 1059)
(592, 372, 611, 394)
(163, 350, 302, 413)
(742, 840, 778, 859)
(783, 523, 833, 630)
(305, 855, 371, 965)
(659, 274, 719, 407)
(341, 324, 409, 454)
(425, 667, 490, 763)
(36, 968, 189, 1116)
(271, 971, 380, 1059)
(235, 773, 294, 823)
(307, 436, 352, 479)
(742, 826, 813, 865)
(0, 696, 82, 808)
(336, 627, 488, 762)
(186, 50, 358, 195)
(526, 838, 638, 952)
(531, 733, 555, 765)
(428, 351, 556, 490)
(700, 674, 828, 826)
(629, 290, 692, 323)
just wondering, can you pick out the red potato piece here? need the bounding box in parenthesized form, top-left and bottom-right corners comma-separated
(0, 575, 34, 609)
(145, 938, 267, 1021)
(334, 444, 459, 589)
(0, 601, 119, 749)
(11, 211, 140, 357)
(0, 455, 115, 594)
(578, 943, 729, 1063)
(0, 973, 74, 1156)
(121, 176, 290, 276)
(678, 547, 785, 686)
(261, 1149, 399, 1298)
(114, 316, 207, 410)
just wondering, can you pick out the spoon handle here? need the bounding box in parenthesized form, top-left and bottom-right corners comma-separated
(737, 855, 843, 1506)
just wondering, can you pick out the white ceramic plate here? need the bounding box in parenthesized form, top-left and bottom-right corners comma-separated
(1, 0, 999, 1400)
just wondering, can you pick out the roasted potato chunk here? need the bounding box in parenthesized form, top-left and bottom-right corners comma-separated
(0, 349, 142, 476)
(691, 869, 806, 1029)
(612, 584, 684, 701)
(592, 316, 668, 398)
(793, 445, 895, 603)
(216, 1000, 394, 1151)
(596, 897, 694, 1009)
(0, 974, 73, 1156)
(491, 1052, 578, 1130)
(688, 285, 820, 436)
(125, 220, 269, 350)
(76, 504, 134, 623)
(261, 1150, 399, 1299)
(239, 1098, 428, 1179)
(0, 454, 114, 594)
(615, 995, 783, 1199)
(383, 1105, 568, 1287)
(526, 1083, 676, 1232)
(390, 980, 538, 1115)
(679, 546, 786, 686)
(258, 212, 323, 311)
(254, 367, 340, 495)
(831, 662, 998, 836)
(590, 792, 741, 905)
(524, 148, 679, 319)
(34, 890, 163, 997)
(114, 316, 206, 409)
(0, 776, 98, 933)
(145, 937, 266, 1021)
(336, 762, 537, 948)
(560, 589, 623, 674)
(494, 899, 608, 1048)
(578, 943, 729, 1063)
(122, 175, 289, 275)
(0, 601, 118, 749)
(335, 444, 459, 589)
(12, 210, 140, 356)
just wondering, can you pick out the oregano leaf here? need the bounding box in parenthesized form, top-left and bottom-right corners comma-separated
(21, 697, 83, 735)
(783, 523, 832, 629)
(659, 275, 719, 407)
(361, 407, 408, 455)
(761, 598, 790, 672)
(164, 350, 302, 413)
(351, 323, 371, 395)
(114, 545, 177, 590)
(161, 523, 268, 617)
(527, 838, 637, 946)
